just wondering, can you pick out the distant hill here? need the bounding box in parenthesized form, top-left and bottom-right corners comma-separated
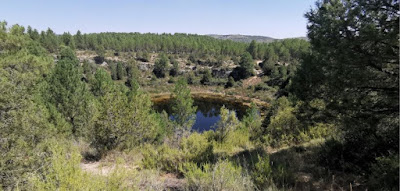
(206, 34, 307, 43)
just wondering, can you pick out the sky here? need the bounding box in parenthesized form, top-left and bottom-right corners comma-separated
(1, 0, 316, 39)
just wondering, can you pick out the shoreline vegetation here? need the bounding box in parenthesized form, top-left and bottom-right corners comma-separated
(150, 91, 269, 115)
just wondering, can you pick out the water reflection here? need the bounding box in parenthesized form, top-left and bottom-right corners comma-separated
(153, 98, 247, 132)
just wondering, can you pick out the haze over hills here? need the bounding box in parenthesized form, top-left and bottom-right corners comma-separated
(207, 34, 307, 43)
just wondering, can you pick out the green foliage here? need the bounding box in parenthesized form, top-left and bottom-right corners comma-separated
(243, 104, 263, 143)
(225, 76, 235, 88)
(261, 58, 276, 76)
(46, 46, 95, 137)
(186, 72, 198, 85)
(136, 51, 150, 62)
(182, 160, 254, 191)
(278, 65, 287, 79)
(200, 68, 212, 85)
(262, 97, 302, 147)
(224, 127, 251, 151)
(82, 60, 97, 81)
(0, 23, 60, 189)
(125, 60, 141, 91)
(74, 30, 84, 49)
(141, 144, 184, 173)
(266, 105, 300, 147)
(116, 62, 125, 80)
(28, 139, 102, 190)
(29, 139, 138, 190)
(91, 68, 114, 97)
(181, 132, 214, 164)
(171, 78, 197, 135)
(153, 53, 169, 78)
(214, 106, 240, 143)
(60, 32, 75, 49)
(239, 52, 254, 78)
(94, 85, 163, 151)
(307, 123, 335, 139)
(40, 28, 59, 53)
(169, 58, 179, 77)
(247, 40, 258, 59)
(291, 0, 399, 176)
(110, 62, 118, 80)
(252, 155, 273, 188)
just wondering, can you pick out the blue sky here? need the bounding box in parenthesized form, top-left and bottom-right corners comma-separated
(1, 0, 316, 39)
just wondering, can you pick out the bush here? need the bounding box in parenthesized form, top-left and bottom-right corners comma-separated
(214, 106, 240, 143)
(200, 69, 212, 85)
(224, 128, 251, 151)
(254, 83, 271, 91)
(182, 160, 254, 191)
(28, 139, 138, 190)
(252, 155, 273, 188)
(307, 123, 335, 139)
(186, 72, 199, 85)
(94, 88, 164, 152)
(181, 133, 214, 164)
(141, 144, 184, 173)
(225, 76, 235, 88)
(266, 106, 300, 147)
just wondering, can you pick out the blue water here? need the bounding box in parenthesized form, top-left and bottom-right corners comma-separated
(193, 108, 221, 132)
(153, 99, 246, 132)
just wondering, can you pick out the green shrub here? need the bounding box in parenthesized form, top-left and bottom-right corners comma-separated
(252, 155, 273, 188)
(307, 123, 335, 139)
(182, 160, 254, 191)
(141, 144, 184, 173)
(181, 132, 214, 164)
(28, 139, 138, 190)
(266, 105, 300, 147)
(254, 83, 271, 91)
(141, 144, 160, 170)
(214, 106, 240, 143)
(252, 154, 294, 189)
(242, 103, 262, 144)
(225, 128, 251, 150)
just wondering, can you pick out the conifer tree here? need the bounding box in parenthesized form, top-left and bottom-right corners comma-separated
(172, 78, 197, 137)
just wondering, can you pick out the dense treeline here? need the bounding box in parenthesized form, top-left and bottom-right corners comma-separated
(25, 25, 309, 61)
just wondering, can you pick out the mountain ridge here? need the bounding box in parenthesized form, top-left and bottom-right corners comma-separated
(206, 34, 307, 43)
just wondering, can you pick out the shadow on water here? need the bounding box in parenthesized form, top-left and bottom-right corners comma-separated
(153, 98, 248, 132)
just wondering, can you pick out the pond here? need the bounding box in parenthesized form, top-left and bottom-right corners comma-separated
(153, 98, 249, 132)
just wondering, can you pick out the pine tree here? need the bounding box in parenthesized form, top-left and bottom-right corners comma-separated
(153, 53, 169, 78)
(169, 58, 179, 77)
(239, 52, 254, 79)
(214, 106, 239, 143)
(291, 0, 399, 181)
(172, 78, 197, 137)
(116, 62, 125, 80)
(92, 68, 114, 97)
(46, 46, 94, 136)
(247, 40, 258, 59)
(200, 69, 212, 85)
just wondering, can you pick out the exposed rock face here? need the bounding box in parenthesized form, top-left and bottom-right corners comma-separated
(138, 62, 153, 71)
(100, 61, 108, 67)
(212, 68, 232, 78)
